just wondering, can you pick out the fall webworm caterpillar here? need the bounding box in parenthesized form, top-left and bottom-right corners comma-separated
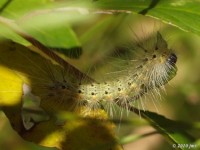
(0, 23, 177, 130)
(28, 30, 176, 117)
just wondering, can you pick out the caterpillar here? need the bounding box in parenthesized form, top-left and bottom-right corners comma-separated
(47, 32, 177, 115)
(25, 31, 177, 116)
(0, 27, 177, 130)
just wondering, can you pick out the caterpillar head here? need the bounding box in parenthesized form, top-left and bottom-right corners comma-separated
(133, 32, 177, 99)
(148, 32, 177, 87)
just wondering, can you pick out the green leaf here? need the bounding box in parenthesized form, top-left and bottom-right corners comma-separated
(0, 22, 30, 46)
(1, 0, 200, 51)
(0, 0, 53, 18)
(20, 22, 82, 58)
(82, 0, 200, 36)
(0, 16, 82, 58)
(140, 110, 195, 150)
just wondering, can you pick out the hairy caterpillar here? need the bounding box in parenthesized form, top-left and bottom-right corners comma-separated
(45, 32, 177, 115)
(0, 27, 177, 129)
(28, 31, 177, 115)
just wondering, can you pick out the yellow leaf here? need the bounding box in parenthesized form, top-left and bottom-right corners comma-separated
(0, 65, 22, 106)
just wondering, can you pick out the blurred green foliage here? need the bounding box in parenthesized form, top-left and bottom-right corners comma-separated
(0, 0, 200, 150)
